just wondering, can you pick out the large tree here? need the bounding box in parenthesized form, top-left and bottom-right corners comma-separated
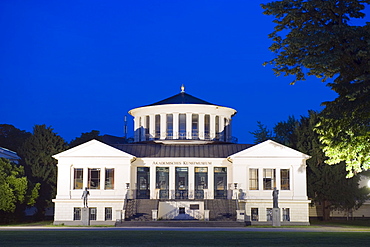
(0, 158, 39, 223)
(18, 125, 67, 219)
(261, 0, 370, 176)
(0, 124, 31, 153)
(69, 130, 102, 148)
(294, 111, 369, 220)
(249, 121, 273, 144)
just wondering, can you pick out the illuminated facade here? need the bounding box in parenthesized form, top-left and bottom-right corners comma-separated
(53, 87, 311, 225)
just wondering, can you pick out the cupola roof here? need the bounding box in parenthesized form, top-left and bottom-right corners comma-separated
(149, 92, 214, 106)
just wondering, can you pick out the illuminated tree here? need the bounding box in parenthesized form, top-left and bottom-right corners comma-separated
(262, 0, 370, 176)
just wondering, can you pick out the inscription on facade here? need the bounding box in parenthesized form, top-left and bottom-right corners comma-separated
(152, 161, 212, 165)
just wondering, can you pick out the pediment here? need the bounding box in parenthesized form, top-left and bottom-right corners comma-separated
(229, 140, 310, 159)
(53, 139, 134, 159)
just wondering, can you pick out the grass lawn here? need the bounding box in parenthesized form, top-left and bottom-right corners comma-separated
(0, 231, 370, 246)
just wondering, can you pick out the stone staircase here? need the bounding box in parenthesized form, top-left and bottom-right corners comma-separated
(119, 199, 240, 227)
(115, 220, 246, 227)
(205, 199, 238, 221)
(125, 199, 158, 221)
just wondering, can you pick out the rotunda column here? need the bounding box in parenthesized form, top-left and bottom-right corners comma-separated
(160, 113, 166, 140)
(220, 117, 225, 141)
(186, 113, 192, 139)
(173, 112, 179, 139)
(210, 114, 216, 140)
(199, 113, 205, 140)
(134, 116, 140, 142)
(149, 114, 155, 140)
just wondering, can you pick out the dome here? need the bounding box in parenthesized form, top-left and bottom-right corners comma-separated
(129, 86, 236, 143)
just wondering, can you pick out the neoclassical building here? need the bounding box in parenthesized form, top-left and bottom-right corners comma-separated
(53, 87, 311, 225)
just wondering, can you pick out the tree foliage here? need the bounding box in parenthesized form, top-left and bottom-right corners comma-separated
(0, 158, 40, 223)
(262, 0, 370, 176)
(18, 125, 67, 219)
(294, 111, 369, 220)
(273, 116, 298, 146)
(249, 121, 273, 144)
(69, 130, 102, 148)
(0, 124, 31, 152)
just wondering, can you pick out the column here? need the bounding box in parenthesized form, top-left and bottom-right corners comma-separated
(169, 166, 176, 199)
(219, 117, 225, 141)
(210, 114, 216, 140)
(208, 167, 214, 199)
(188, 166, 195, 199)
(150, 166, 156, 199)
(186, 113, 192, 139)
(149, 114, 155, 140)
(134, 117, 140, 142)
(199, 113, 205, 140)
(173, 112, 179, 139)
(160, 113, 166, 140)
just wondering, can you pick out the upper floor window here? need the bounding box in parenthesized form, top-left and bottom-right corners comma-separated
(88, 168, 100, 189)
(192, 114, 198, 139)
(204, 115, 210, 139)
(280, 169, 290, 190)
(179, 114, 186, 139)
(105, 168, 114, 190)
(215, 116, 220, 140)
(74, 168, 83, 190)
(166, 114, 173, 139)
(145, 116, 150, 141)
(263, 168, 275, 190)
(249, 168, 259, 190)
(155, 114, 160, 139)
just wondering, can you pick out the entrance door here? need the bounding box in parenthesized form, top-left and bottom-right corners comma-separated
(175, 167, 188, 199)
(214, 167, 227, 199)
(195, 167, 208, 199)
(156, 167, 169, 199)
(137, 167, 150, 199)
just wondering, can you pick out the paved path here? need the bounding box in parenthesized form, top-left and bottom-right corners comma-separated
(0, 226, 369, 232)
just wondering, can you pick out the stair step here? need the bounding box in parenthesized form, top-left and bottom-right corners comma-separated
(116, 221, 246, 227)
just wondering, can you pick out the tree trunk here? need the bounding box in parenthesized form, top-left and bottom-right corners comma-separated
(322, 200, 331, 221)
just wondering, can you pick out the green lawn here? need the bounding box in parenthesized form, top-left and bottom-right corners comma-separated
(0, 231, 370, 246)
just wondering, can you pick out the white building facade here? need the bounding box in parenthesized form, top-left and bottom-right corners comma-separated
(53, 88, 311, 225)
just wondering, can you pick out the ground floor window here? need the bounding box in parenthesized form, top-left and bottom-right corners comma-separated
(89, 207, 97, 221)
(283, 208, 290, 221)
(105, 207, 112, 221)
(266, 208, 273, 221)
(73, 207, 81, 220)
(251, 208, 258, 221)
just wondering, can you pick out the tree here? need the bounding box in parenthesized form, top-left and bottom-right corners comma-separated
(249, 121, 273, 144)
(273, 116, 298, 147)
(261, 0, 370, 176)
(294, 111, 369, 220)
(18, 125, 67, 219)
(0, 124, 31, 152)
(69, 130, 102, 148)
(0, 158, 39, 223)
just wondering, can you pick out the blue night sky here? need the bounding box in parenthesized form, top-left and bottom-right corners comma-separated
(1, 1, 367, 144)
